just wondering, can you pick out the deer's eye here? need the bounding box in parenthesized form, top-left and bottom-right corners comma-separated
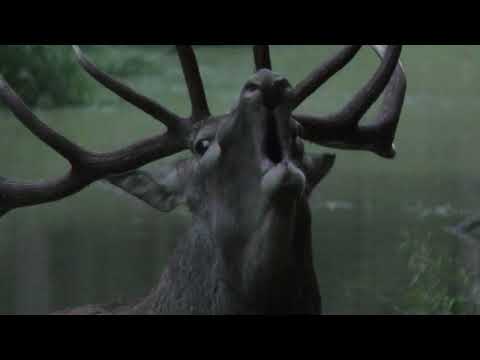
(194, 139, 211, 156)
(244, 82, 260, 93)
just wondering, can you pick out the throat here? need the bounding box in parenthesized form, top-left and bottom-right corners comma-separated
(238, 198, 318, 311)
(138, 199, 319, 314)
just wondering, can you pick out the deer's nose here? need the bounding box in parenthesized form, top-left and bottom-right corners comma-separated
(262, 78, 289, 109)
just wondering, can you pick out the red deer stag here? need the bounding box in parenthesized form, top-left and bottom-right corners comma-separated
(0, 45, 406, 314)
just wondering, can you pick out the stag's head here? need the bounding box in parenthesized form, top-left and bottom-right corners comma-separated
(106, 66, 334, 256)
(103, 46, 405, 251)
(0, 46, 406, 304)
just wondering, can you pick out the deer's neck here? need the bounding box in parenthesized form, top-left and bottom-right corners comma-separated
(131, 198, 321, 315)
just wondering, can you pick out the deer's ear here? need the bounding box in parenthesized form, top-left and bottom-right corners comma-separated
(303, 153, 336, 195)
(104, 158, 195, 212)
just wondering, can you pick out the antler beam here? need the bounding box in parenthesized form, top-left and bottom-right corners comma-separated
(0, 46, 200, 216)
(294, 45, 406, 158)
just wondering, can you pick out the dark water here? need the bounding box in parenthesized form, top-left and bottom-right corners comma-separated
(0, 45, 479, 314)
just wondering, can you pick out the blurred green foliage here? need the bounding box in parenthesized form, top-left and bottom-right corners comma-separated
(0, 45, 173, 108)
(0, 45, 89, 107)
(87, 45, 168, 77)
(393, 231, 478, 314)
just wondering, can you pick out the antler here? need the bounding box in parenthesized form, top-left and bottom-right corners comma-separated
(252, 45, 406, 158)
(73, 46, 187, 132)
(176, 45, 210, 120)
(0, 46, 209, 216)
(253, 45, 272, 71)
(293, 45, 406, 158)
(289, 45, 362, 109)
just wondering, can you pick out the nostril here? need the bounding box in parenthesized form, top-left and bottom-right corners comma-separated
(273, 78, 290, 90)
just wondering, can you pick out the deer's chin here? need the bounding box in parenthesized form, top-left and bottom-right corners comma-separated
(261, 160, 306, 201)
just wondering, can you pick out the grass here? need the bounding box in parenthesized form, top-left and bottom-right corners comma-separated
(391, 231, 478, 314)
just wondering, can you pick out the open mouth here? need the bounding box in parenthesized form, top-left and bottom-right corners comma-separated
(260, 110, 306, 198)
(263, 111, 283, 164)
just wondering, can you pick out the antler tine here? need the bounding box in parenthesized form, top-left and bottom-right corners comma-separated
(290, 45, 362, 110)
(320, 45, 402, 127)
(176, 46, 210, 120)
(0, 79, 89, 165)
(253, 45, 272, 71)
(73, 46, 186, 132)
(295, 45, 406, 158)
(0, 78, 187, 216)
